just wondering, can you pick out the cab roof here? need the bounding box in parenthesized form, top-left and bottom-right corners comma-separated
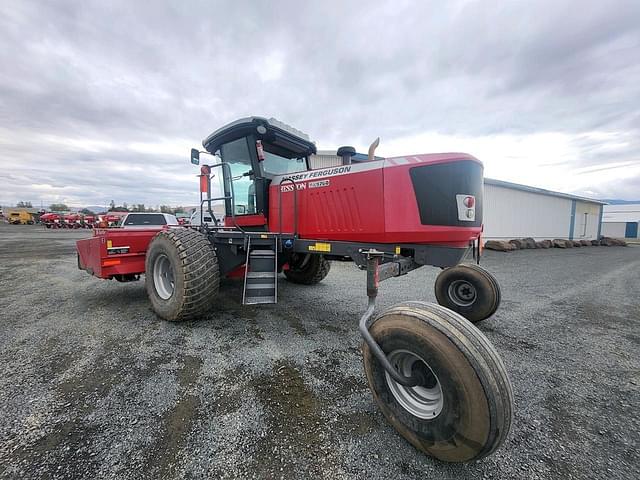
(202, 116, 317, 157)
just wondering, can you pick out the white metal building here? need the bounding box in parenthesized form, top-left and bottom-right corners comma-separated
(312, 150, 347, 170)
(483, 179, 604, 242)
(309, 152, 606, 242)
(601, 204, 640, 239)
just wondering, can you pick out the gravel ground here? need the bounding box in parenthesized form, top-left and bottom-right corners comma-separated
(0, 222, 638, 480)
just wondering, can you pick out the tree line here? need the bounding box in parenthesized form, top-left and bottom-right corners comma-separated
(11, 201, 188, 216)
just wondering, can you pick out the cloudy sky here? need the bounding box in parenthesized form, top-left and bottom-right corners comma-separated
(1, 0, 639, 208)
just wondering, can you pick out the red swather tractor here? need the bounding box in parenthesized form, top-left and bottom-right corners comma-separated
(83, 215, 95, 228)
(40, 212, 61, 228)
(62, 213, 83, 229)
(76, 117, 512, 462)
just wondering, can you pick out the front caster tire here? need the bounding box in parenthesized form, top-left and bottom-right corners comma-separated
(362, 301, 513, 462)
(434, 263, 501, 323)
(145, 228, 220, 321)
(284, 253, 330, 285)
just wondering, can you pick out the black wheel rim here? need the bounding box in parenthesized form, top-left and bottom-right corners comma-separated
(447, 280, 477, 307)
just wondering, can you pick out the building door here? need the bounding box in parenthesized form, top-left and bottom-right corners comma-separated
(625, 222, 638, 238)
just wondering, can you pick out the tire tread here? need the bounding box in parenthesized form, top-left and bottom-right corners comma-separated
(364, 301, 513, 461)
(146, 228, 220, 321)
(284, 255, 330, 285)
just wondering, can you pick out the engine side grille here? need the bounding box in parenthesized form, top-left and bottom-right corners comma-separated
(308, 187, 364, 232)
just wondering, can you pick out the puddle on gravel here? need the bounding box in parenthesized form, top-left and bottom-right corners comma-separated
(244, 355, 380, 477)
(249, 360, 334, 477)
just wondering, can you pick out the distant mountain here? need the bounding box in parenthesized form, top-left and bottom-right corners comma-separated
(600, 199, 640, 205)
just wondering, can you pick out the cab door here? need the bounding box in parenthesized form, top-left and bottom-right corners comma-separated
(220, 136, 267, 227)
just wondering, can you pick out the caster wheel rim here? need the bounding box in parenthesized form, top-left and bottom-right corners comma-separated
(384, 349, 443, 419)
(153, 253, 175, 300)
(447, 279, 477, 307)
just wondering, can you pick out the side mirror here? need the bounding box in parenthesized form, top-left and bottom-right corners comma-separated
(190, 148, 200, 165)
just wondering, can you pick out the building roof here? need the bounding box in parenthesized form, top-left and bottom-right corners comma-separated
(484, 178, 607, 205)
(602, 204, 640, 223)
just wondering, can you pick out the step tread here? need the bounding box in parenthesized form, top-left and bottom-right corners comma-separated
(247, 271, 275, 279)
(244, 296, 277, 305)
(250, 250, 275, 257)
(246, 283, 276, 289)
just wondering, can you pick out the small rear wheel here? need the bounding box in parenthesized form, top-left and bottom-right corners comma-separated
(284, 253, 330, 285)
(362, 301, 513, 462)
(434, 264, 500, 323)
(145, 228, 220, 321)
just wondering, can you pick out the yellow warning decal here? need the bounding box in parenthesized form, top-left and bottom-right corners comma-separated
(395, 246, 401, 255)
(107, 239, 113, 249)
(308, 242, 331, 252)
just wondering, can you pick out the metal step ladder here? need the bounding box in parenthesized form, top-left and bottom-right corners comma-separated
(242, 236, 278, 305)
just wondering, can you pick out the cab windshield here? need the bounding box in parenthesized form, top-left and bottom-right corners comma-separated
(261, 149, 307, 175)
(217, 135, 310, 216)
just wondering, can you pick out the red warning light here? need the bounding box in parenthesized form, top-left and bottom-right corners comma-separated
(464, 196, 475, 208)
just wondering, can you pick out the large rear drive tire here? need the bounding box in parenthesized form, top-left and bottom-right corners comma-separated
(434, 263, 501, 323)
(362, 301, 513, 462)
(145, 228, 220, 321)
(284, 253, 330, 285)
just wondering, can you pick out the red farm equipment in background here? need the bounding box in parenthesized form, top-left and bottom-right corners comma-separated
(40, 213, 62, 228)
(62, 213, 82, 229)
(95, 212, 126, 228)
(41, 212, 96, 229)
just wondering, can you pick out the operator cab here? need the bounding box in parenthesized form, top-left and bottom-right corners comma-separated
(193, 117, 315, 226)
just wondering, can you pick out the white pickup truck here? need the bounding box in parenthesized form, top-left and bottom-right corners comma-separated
(189, 207, 219, 227)
(119, 213, 179, 229)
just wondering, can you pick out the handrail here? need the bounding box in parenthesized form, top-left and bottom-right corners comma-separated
(199, 161, 245, 233)
(242, 236, 251, 304)
(277, 177, 298, 236)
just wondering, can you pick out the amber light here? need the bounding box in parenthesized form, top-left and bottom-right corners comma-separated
(102, 259, 121, 267)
